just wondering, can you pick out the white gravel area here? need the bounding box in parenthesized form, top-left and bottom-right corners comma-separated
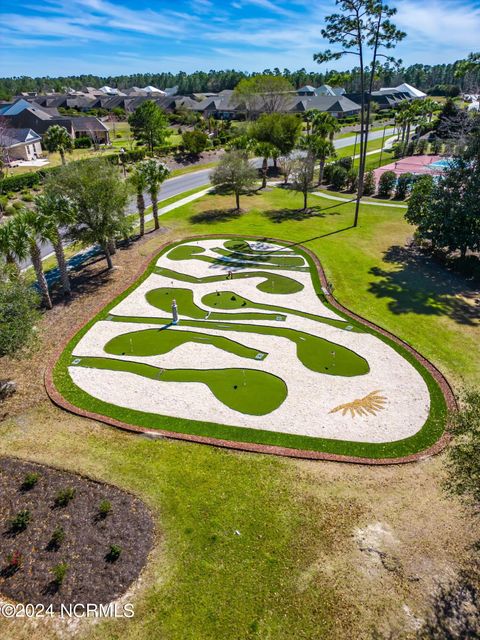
(69, 238, 431, 444)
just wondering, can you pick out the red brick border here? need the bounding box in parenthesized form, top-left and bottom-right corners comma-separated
(44, 234, 456, 465)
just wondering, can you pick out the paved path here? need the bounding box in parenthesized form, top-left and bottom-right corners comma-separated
(311, 191, 408, 209)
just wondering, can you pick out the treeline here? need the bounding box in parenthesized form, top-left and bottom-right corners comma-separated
(0, 57, 478, 99)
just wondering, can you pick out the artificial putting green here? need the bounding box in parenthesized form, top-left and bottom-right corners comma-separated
(108, 315, 369, 377)
(201, 291, 364, 332)
(145, 287, 287, 322)
(71, 356, 286, 416)
(212, 247, 306, 268)
(166, 244, 309, 272)
(105, 327, 267, 361)
(155, 266, 304, 295)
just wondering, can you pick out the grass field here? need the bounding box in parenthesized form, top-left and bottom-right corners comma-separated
(1, 181, 478, 640)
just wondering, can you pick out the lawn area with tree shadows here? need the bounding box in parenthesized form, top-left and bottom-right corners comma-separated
(368, 245, 480, 326)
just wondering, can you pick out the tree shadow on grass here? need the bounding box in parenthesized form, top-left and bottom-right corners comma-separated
(263, 205, 335, 224)
(368, 245, 480, 326)
(189, 209, 243, 224)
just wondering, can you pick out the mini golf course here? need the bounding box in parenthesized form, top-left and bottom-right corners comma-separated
(50, 236, 449, 462)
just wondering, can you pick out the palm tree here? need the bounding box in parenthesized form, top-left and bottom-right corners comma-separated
(129, 164, 149, 236)
(0, 223, 17, 266)
(255, 141, 277, 189)
(421, 98, 439, 123)
(35, 192, 75, 296)
(42, 124, 73, 166)
(9, 210, 53, 309)
(142, 160, 170, 231)
(299, 135, 336, 187)
(311, 112, 341, 141)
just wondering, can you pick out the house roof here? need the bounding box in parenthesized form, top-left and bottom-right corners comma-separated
(395, 83, 427, 99)
(70, 117, 109, 132)
(300, 95, 361, 113)
(0, 127, 42, 148)
(297, 85, 316, 93)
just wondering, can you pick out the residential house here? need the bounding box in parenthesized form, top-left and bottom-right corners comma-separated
(0, 128, 43, 162)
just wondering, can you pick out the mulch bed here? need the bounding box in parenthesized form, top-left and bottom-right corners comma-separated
(0, 457, 154, 608)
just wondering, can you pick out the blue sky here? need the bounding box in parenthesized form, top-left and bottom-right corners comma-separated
(1, 0, 479, 78)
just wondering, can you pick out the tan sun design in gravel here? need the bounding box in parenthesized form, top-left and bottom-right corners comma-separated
(329, 391, 387, 418)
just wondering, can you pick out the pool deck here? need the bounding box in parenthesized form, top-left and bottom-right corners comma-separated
(374, 155, 444, 182)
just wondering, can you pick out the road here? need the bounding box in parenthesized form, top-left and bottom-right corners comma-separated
(24, 128, 395, 268)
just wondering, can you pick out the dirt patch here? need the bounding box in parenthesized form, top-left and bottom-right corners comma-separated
(0, 457, 154, 609)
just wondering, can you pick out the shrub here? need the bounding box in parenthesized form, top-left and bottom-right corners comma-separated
(0, 172, 40, 193)
(98, 499, 112, 519)
(21, 472, 39, 490)
(363, 170, 376, 196)
(431, 138, 443, 154)
(119, 149, 146, 163)
(416, 139, 428, 155)
(346, 168, 358, 192)
(74, 136, 92, 149)
(182, 130, 209, 156)
(406, 140, 416, 156)
(106, 544, 122, 562)
(6, 551, 23, 572)
(337, 156, 353, 171)
(378, 170, 397, 198)
(21, 193, 33, 202)
(10, 510, 31, 532)
(54, 487, 76, 507)
(12, 201, 24, 210)
(0, 195, 8, 210)
(392, 142, 406, 159)
(49, 526, 65, 549)
(330, 165, 348, 191)
(52, 561, 68, 585)
(395, 172, 414, 200)
(3, 205, 16, 215)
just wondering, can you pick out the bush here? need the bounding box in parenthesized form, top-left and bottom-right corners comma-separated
(406, 140, 416, 156)
(392, 142, 406, 159)
(0, 172, 40, 193)
(10, 510, 31, 533)
(346, 168, 358, 192)
(21, 472, 39, 490)
(74, 136, 92, 149)
(0, 265, 40, 357)
(12, 201, 24, 210)
(54, 487, 76, 507)
(337, 156, 353, 171)
(106, 544, 122, 562)
(416, 139, 428, 155)
(330, 165, 348, 191)
(52, 561, 68, 585)
(182, 130, 209, 156)
(0, 195, 8, 210)
(21, 193, 33, 202)
(120, 149, 146, 164)
(363, 170, 376, 196)
(3, 205, 16, 216)
(98, 499, 112, 519)
(49, 526, 65, 549)
(378, 170, 397, 198)
(431, 138, 443, 154)
(395, 172, 414, 200)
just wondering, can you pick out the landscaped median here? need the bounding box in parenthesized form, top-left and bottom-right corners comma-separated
(47, 234, 454, 464)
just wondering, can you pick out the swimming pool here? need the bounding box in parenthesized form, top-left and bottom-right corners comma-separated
(429, 158, 451, 170)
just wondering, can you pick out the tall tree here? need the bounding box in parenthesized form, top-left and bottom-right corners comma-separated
(129, 164, 148, 237)
(210, 151, 257, 210)
(141, 160, 170, 231)
(315, 1, 405, 227)
(292, 156, 315, 211)
(34, 191, 75, 296)
(248, 113, 302, 168)
(42, 124, 73, 166)
(0, 263, 40, 358)
(8, 210, 53, 309)
(311, 111, 341, 141)
(234, 75, 295, 117)
(50, 159, 131, 269)
(128, 100, 171, 153)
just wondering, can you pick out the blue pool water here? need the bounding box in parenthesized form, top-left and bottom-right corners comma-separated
(429, 159, 451, 170)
